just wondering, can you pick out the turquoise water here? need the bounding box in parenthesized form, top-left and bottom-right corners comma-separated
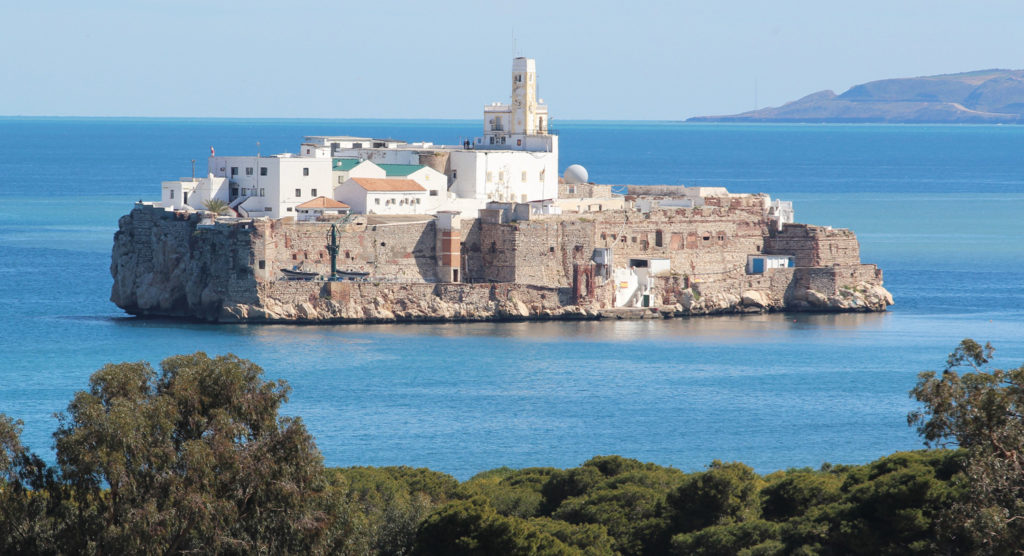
(2, 118, 1024, 479)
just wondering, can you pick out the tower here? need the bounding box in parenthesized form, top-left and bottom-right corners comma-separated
(483, 57, 550, 147)
(510, 57, 548, 135)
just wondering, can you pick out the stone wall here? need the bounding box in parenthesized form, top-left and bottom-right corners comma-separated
(111, 197, 892, 324)
(764, 223, 861, 267)
(558, 183, 613, 198)
(254, 216, 439, 283)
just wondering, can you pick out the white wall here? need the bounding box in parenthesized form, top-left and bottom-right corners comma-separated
(334, 179, 428, 215)
(332, 161, 385, 189)
(448, 149, 558, 202)
(161, 175, 230, 210)
(209, 155, 332, 219)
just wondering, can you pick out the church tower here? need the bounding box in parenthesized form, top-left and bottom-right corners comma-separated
(483, 57, 550, 147)
(510, 57, 548, 135)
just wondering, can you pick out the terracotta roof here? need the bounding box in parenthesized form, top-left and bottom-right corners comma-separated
(296, 196, 350, 209)
(350, 177, 426, 192)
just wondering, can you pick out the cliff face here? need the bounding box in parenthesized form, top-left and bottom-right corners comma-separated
(110, 203, 892, 324)
(688, 69, 1024, 124)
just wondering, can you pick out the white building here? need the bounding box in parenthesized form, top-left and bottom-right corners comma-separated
(332, 158, 385, 188)
(207, 154, 333, 219)
(335, 177, 427, 215)
(296, 196, 350, 222)
(308, 57, 560, 209)
(161, 174, 230, 210)
(159, 58, 561, 219)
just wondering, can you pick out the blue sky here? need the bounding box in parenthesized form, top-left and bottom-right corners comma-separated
(3, 0, 1021, 120)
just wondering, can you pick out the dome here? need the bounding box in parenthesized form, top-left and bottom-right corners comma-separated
(563, 164, 589, 184)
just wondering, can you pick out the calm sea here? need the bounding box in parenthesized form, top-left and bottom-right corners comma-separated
(2, 118, 1023, 479)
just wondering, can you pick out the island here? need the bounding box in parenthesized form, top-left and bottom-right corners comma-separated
(110, 58, 892, 323)
(688, 69, 1024, 124)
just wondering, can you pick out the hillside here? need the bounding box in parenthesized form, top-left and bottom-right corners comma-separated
(689, 69, 1024, 123)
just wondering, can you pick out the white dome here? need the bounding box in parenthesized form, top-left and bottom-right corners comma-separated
(563, 164, 589, 184)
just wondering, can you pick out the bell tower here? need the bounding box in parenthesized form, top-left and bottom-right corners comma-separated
(510, 57, 548, 136)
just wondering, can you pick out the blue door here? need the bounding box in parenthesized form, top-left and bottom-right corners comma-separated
(752, 258, 765, 273)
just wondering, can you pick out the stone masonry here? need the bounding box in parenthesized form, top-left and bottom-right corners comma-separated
(111, 194, 893, 323)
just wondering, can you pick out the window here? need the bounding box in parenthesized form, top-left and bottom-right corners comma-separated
(295, 189, 301, 197)
(264, 206, 272, 212)
(245, 167, 253, 176)
(430, 190, 438, 196)
(260, 188, 265, 197)
(521, 171, 527, 182)
(500, 136, 506, 144)
(489, 137, 494, 145)
(241, 188, 246, 196)
(452, 170, 457, 180)
(231, 167, 238, 176)
(338, 176, 343, 184)
(311, 189, 317, 197)
(655, 230, 663, 247)
(287, 207, 293, 212)
(258, 260, 265, 269)
(260, 167, 268, 176)
(169, 190, 174, 199)
(375, 198, 380, 205)
(303, 168, 309, 176)
(352, 142, 362, 148)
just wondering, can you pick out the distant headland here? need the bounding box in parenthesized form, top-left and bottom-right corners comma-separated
(689, 69, 1024, 124)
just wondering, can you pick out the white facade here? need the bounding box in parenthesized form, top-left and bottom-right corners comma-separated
(208, 155, 332, 219)
(335, 177, 428, 215)
(332, 159, 385, 188)
(161, 175, 230, 210)
(448, 148, 558, 203)
(158, 58, 563, 220)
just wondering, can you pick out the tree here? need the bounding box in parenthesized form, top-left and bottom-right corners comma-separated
(53, 352, 327, 554)
(202, 198, 232, 215)
(0, 415, 58, 553)
(909, 339, 1024, 552)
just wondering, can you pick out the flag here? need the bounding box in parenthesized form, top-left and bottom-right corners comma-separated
(210, 146, 215, 156)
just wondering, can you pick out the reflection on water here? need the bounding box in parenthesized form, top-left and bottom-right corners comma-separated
(133, 311, 892, 343)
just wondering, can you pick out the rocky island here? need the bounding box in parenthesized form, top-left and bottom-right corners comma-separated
(109, 57, 892, 324)
(689, 69, 1024, 124)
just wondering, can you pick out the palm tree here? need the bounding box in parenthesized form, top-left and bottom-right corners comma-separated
(202, 199, 232, 215)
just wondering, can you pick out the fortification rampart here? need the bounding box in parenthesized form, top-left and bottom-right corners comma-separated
(111, 197, 892, 323)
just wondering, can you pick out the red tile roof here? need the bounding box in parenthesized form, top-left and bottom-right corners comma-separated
(296, 196, 350, 209)
(350, 177, 426, 192)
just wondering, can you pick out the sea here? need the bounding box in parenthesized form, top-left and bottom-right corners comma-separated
(2, 118, 1024, 480)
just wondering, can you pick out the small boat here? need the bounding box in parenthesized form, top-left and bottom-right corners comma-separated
(331, 269, 370, 282)
(280, 268, 319, 281)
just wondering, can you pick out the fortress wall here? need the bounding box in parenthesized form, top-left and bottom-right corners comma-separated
(256, 218, 439, 283)
(764, 223, 861, 267)
(559, 183, 613, 198)
(587, 204, 768, 278)
(509, 219, 595, 287)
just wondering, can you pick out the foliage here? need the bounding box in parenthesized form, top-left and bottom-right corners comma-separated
(202, 198, 232, 215)
(321, 466, 458, 555)
(909, 338, 1024, 552)
(5, 342, 1024, 553)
